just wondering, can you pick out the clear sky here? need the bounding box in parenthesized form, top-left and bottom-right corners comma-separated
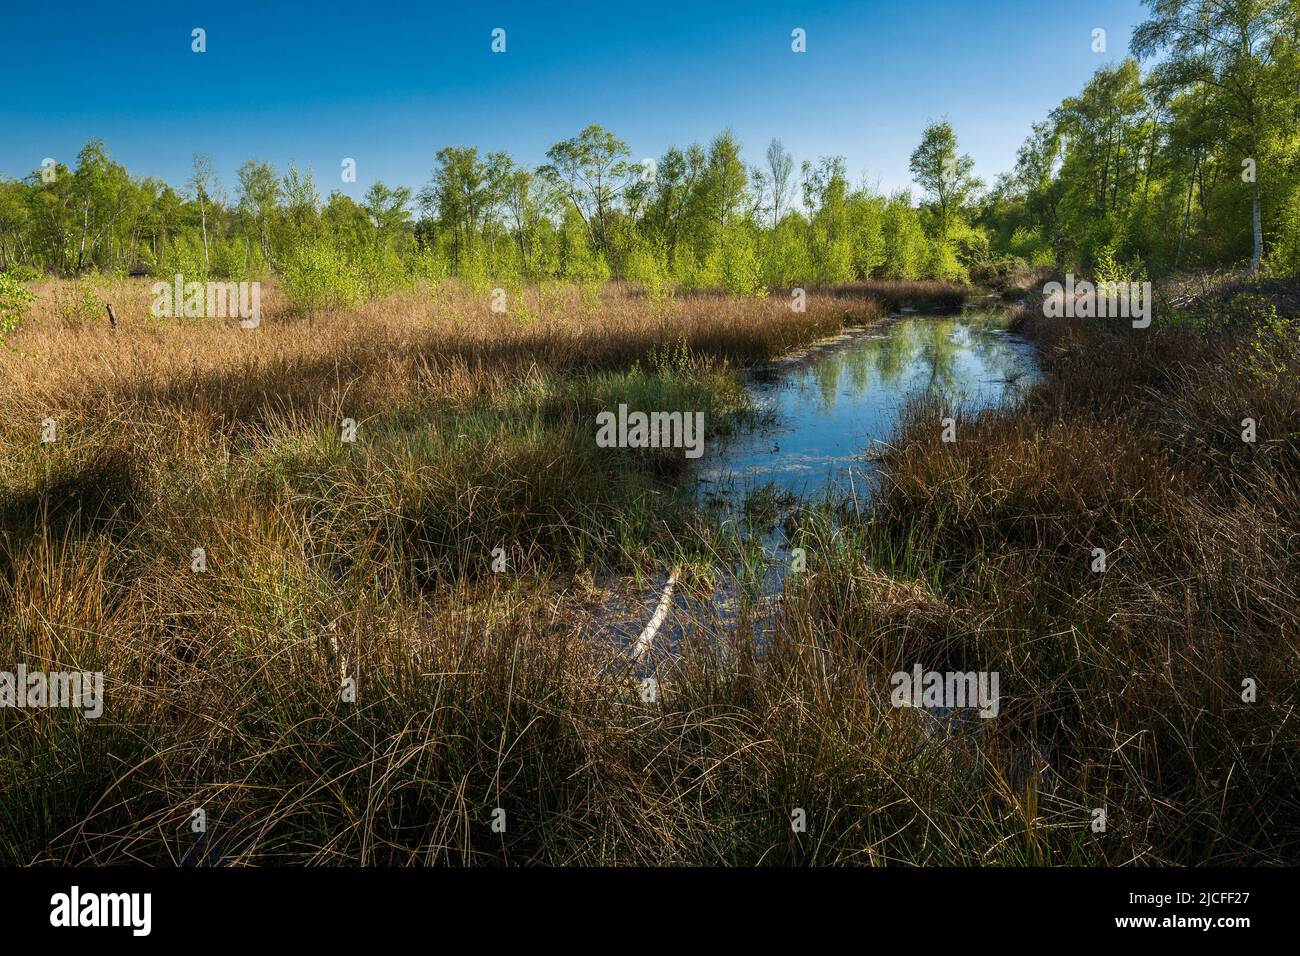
(0, 0, 1149, 204)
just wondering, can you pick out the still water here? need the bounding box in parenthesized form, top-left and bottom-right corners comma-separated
(596, 309, 1040, 652)
(697, 312, 1040, 504)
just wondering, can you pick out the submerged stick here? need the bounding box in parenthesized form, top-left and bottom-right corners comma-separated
(630, 566, 680, 662)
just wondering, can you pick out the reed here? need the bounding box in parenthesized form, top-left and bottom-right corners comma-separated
(1, 274, 1294, 865)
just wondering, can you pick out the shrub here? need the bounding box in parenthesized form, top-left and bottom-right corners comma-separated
(698, 226, 767, 298)
(50, 275, 102, 328)
(624, 245, 672, 301)
(409, 246, 450, 290)
(353, 241, 406, 299)
(810, 231, 855, 285)
(1007, 226, 1055, 268)
(3, 264, 41, 284)
(1266, 187, 1300, 278)
(209, 237, 251, 281)
(924, 238, 968, 283)
(759, 218, 815, 289)
(881, 199, 927, 280)
(1093, 239, 1146, 286)
(281, 241, 363, 311)
(158, 234, 209, 281)
(459, 243, 494, 295)
(0, 272, 36, 346)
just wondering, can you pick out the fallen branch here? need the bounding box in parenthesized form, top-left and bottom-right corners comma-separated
(630, 566, 680, 663)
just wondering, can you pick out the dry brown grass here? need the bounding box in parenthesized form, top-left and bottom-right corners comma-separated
(827, 279, 1300, 862)
(3, 273, 1294, 866)
(5, 278, 878, 432)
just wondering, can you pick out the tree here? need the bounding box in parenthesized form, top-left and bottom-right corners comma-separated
(362, 182, 413, 239)
(71, 141, 128, 272)
(1133, 0, 1292, 271)
(419, 146, 497, 268)
(322, 191, 371, 248)
(540, 124, 633, 256)
(908, 120, 981, 241)
(496, 166, 551, 276)
(280, 163, 321, 242)
(0, 178, 31, 269)
(763, 138, 795, 230)
(704, 130, 749, 230)
(802, 156, 854, 281)
(640, 144, 707, 268)
(189, 153, 215, 268)
(236, 160, 281, 264)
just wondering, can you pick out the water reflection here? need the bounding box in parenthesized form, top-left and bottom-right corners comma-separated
(697, 314, 1039, 501)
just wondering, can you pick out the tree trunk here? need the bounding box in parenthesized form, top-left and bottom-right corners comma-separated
(1142, 112, 1159, 198)
(77, 198, 89, 272)
(1110, 128, 1121, 212)
(1176, 151, 1199, 267)
(200, 196, 209, 269)
(1249, 174, 1262, 272)
(1097, 132, 1110, 212)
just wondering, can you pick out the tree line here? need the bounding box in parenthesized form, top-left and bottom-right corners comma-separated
(982, 0, 1300, 277)
(2, 0, 1298, 301)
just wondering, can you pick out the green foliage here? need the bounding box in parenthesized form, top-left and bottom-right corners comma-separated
(540, 124, 634, 258)
(759, 217, 815, 288)
(410, 246, 451, 289)
(1007, 226, 1055, 267)
(158, 234, 209, 281)
(208, 237, 250, 281)
(924, 238, 968, 284)
(352, 240, 406, 299)
(648, 334, 694, 379)
(0, 124, 992, 299)
(558, 210, 610, 299)
(624, 244, 672, 301)
(949, 220, 989, 277)
(1266, 186, 1300, 278)
(909, 120, 981, 241)
(1093, 240, 1145, 286)
(456, 242, 492, 296)
(848, 195, 887, 278)
(281, 240, 363, 311)
(483, 239, 524, 293)
(580, 254, 611, 304)
(50, 275, 101, 327)
(16, 18, 1300, 304)
(881, 197, 928, 280)
(1242, 298, 1296, 380)
(0, 272, 36, 345)
(3, 264, 40, 284)
(712, 226, 767, 298)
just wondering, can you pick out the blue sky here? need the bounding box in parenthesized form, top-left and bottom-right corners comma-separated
(0, 0, 1148, 203)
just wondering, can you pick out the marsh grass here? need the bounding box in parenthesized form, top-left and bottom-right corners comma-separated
(1, 274, 1295, 865)
(806, 279, 969, 313)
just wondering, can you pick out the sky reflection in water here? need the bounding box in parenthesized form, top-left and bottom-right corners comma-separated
(697, 314, 1041, 503)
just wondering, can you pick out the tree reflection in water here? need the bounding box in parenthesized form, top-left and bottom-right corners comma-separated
(698, 314, 1040, 503)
